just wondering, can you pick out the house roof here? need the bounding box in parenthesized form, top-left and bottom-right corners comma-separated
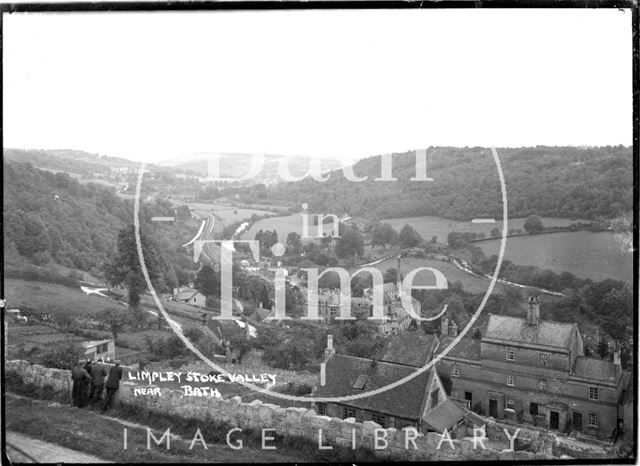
(436, 335, 481, 360)
(421, 399, 466, 432)
(251, 307, 273, 322)
(364, 282, 397, 297)
(484, 314, 576, 349)
(81, 339, 112, 349)
(378, 332, 438, 367)
(573, 357, 619, 382)
(175, 287, 203, 301)
(315, 353, 431, 420)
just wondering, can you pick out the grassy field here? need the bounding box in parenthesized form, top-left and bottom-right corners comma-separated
(381, 215, 589, 245)
(349, 256, 506, 295)
(5, 278, 118, 317)
(242, 214, 335, 243)
(185, 202, 274, 224)
(477, 231, 633, 282)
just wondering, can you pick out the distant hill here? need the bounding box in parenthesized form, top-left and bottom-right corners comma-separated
(160, 152, 344, 186)
(233, 146, 632, 221)
(3, 148, 141, 176)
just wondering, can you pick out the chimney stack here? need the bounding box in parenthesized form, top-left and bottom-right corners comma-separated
(320, 362, 326, 386)
(526, 295, 540, 326)
(613, 341, 621, 366)
(324, 334, 335, 361)
(441, 316, 449, 336)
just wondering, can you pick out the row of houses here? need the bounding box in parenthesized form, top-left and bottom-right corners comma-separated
(313, 296, 631, 441)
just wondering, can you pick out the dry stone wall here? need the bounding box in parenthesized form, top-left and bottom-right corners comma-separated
(6, 360, 555, 461)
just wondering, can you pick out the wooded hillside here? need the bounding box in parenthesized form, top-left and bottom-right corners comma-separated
(231, 146, 632, 220)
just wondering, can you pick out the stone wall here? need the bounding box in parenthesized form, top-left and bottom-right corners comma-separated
(6, 360, 556, 461)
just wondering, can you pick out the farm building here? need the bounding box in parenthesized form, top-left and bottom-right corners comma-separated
(82, 339, 115, 362)
(173, 286, 207, 308)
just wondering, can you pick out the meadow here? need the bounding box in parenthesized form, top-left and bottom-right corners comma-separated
(185, 202, 275, 224)
(242, 214, 336, 242)
(476, 231, 633, 282)
(348, 256, 507, 295)
(5, 278, 117, 317)
(381, 215, 588, 244)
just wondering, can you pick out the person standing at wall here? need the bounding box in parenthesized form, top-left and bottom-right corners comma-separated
(101, 361, 123, 414)
(71, 362, 92, 408)
(89, 362, 107, 404)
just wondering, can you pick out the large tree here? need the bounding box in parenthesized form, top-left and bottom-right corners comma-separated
(371, 223, 398, 249)
(286, 232, 303, 255)
(398, 224, 423, 248)
(104, 225, 166, 309)
(195, 264, 220, 298)
(335, 226, 364, 259)
(523, 215, 544, 234)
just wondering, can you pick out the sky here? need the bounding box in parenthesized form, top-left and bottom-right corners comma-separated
(3, 9, 633, 163)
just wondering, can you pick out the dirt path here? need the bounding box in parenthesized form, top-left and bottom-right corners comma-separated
(6, 431, 112, 463)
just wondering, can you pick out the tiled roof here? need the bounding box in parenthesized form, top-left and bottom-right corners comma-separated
(175, 287, 202, 301)
(437, 336, 481, 360)
(251, 307, 273, 322)
(573, 357, 619, 382)
(484, 314, 576, 349)
(379, 332, 438, 367)
(421, 399, 465, 432)
(315, 353, 431, 420)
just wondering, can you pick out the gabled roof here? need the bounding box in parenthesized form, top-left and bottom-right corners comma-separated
(251, 307, 273, 322)
(484, 314, 576, 349)
(175, 287, 203, 301)
(421, 398, 466, 432)
(573, 357, 619, 382)
(81, 339, 112, 349)
(315, 353, 431, 420)
(379, 332, 438, 367)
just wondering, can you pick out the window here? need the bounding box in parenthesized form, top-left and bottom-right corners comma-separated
(430, 388, 440, 409)
(371, 412, 387, 428)
(506, 399, 515, 411)
(538, 379, 547, 391)
(451, 365, 460, 377)
(316, 403, 327, 416)
(343, 406, 356, 419)
(506, 375, 514, 386)
(589, 387, 599, 400)
(538, 352, 548, 366)
(588, 412, 599, 427)
(353, 374, 368, 390)
(530, 402, 539, 416)
(506, 350, 515, 361)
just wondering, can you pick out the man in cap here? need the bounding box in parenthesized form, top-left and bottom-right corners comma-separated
(101, 360, 123, 413)
(71, 361, 92, 408)
(89, 361, 108, 404)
